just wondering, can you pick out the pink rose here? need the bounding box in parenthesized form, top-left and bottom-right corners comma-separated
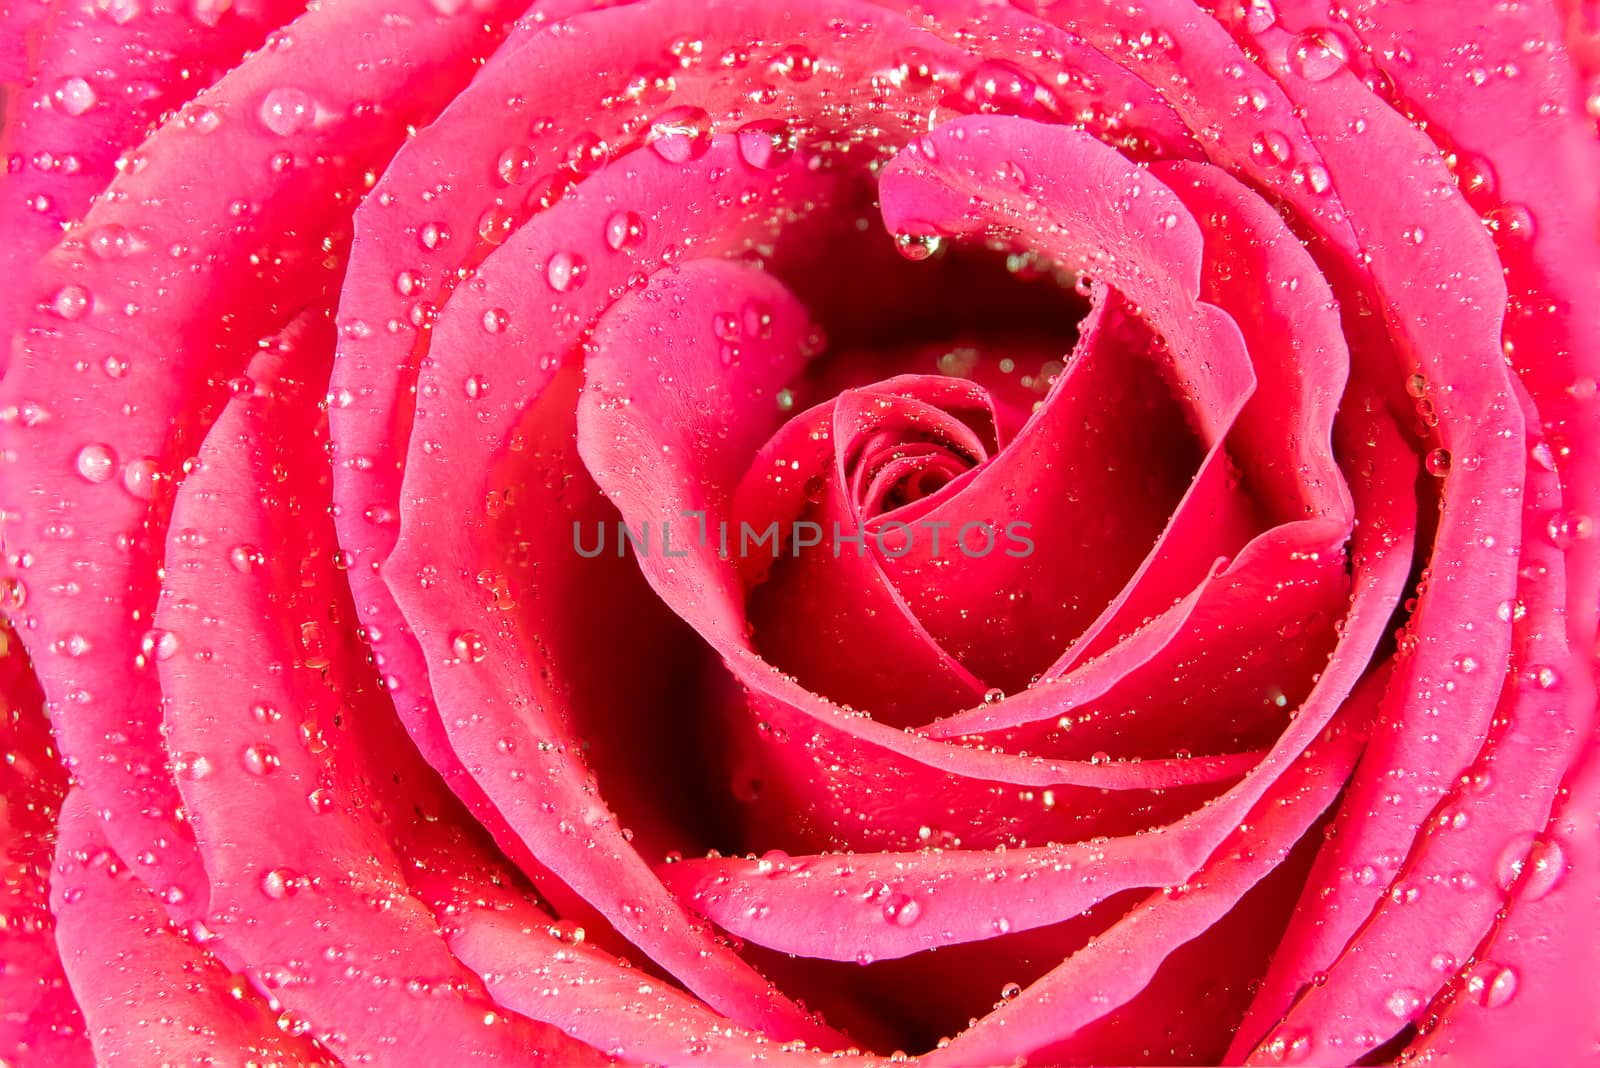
(2, 0, 1597, 1063)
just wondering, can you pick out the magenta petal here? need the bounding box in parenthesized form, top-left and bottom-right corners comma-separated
(1261, 0, 1600, 670)
(48, 791, 333, 1066)
(451, 905, 877, 1065)
(156, 340, 593, 1064)
(1239, 385, 1586, 1063)
(0, 627, 87, 1065)
(0, 0, 530, 923)
(922, 673, 1379, 1066)
(0, 0, 305, 352)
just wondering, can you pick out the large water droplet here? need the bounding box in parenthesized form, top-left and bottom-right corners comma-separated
(241, 743, 282, 776)
(259, 87, 316, 136)
(54, 76, 97, 116)
(881, 892, 922, 927)
(75, 443, 116, 483)
(1289, 31, 1348, 81)
(452, 630, 488, 663)
(546, 251, 587, 292)
(647, 107, 714, 163)
(604, 211, 645, 251)
(735, 119, 795, 170)
(50, 285, 90, 321)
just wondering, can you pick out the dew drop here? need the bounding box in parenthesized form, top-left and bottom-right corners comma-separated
(604, 210, 645, 251)
(881, 892, 922, 927)
(258, 87, 316, 136)
(894, 232, 944, 261)
(1425, 448, 1451, 476)
(1496, 835, 1566, 900)
(75, 443, 116, 483)
(452, 630, 488, 663)
(770, 44, 817, 81)
(463, 374, 489, 400)
(496, 145, 534, 185)
(546, 251, 588, 292)
(1289, 31, 1348, 81)
(1545, 511, 1594, 550)
(121, 457, 159, 500)
(241, 743, 282, 776)
(647, 107, 714, 163)
(1384, 987, 1423, 1020)
(1243, 0, 1277, 32)
(481, 308, 509, 334)
(735, 119, 794, 170)
(50, 285, 90, 320)
(229, 544, 265, 572)
(1469, 963, 1518, 1008)
(418, 221, 450, 251)
(54, 76, 97, 116)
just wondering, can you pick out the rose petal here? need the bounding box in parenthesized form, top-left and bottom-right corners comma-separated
(0, 0, 305, 353)
(1240, 383, 1584, 1063)
(48, 791, 334, 1066)
(0, 0, 530, 923)
(156, 327, 600, 1064)
(0, 625, 87, 1064)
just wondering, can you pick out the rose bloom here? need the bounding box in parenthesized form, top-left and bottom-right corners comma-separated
(1, 0, 1597, 1063)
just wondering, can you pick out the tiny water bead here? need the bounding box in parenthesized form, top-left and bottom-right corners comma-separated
(1244, 0, 1277, 32)
(1467, 963, 1519, 1009)
(735, 119, 795, 170)
(481, 308, 509, 334)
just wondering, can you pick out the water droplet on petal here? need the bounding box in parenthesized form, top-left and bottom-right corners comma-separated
(647, 107, 714, 163)
(259, 87, 316, 135)
(54, 76, 97, 116)
(546, 251, 587, 292)
(1244, 0, 1277, 33)
(770, 44, 817, 81)
(452, 630, 488, 663)
(121, 457, 159, 500)
(736, 119, 794, 170)
(75, 443, 116, 483)
(419, 221, 450, 251)
(242, 743, 282, 776)
(881, 892, 922, 927)
(604, 210, 645, 251)
(1289, 31, 1348, 81)
(50, 285, 90, 320)
(1469, 963, 1518, 1008)
(496, 145, 534, 185)
(1385, 987, 1424, 1020)
(894, 232, 944, 261)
